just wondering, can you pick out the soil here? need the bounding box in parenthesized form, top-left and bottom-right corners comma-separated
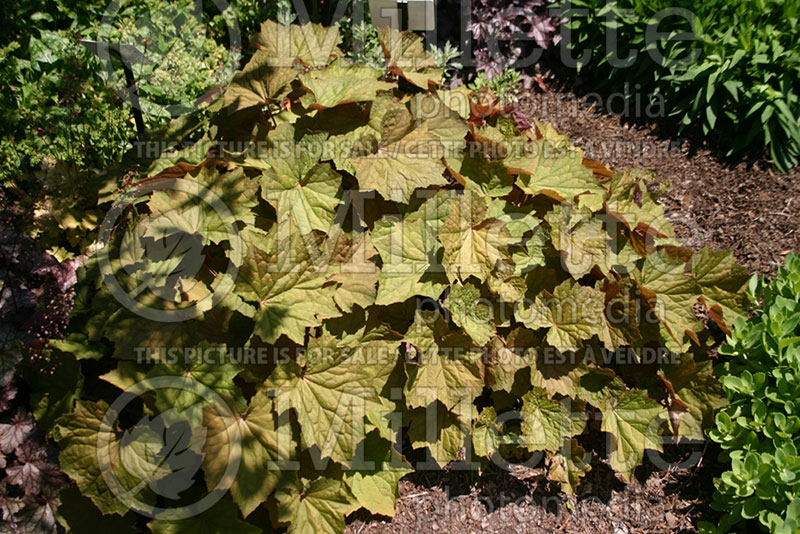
(344, 77, 799, 532)
(345, 445, 718, 534)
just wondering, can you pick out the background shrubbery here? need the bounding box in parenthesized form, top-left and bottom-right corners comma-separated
(559, 0, 800, 170)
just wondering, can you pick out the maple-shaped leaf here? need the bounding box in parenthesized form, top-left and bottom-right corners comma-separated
(252, 20, 341, 67)
(599, 390, 667, 481)
(504, 125, 605, 203)
(344, 431, 411, 517)
(576, 367, 627, 407)
(54, 400, 154, 516)
(548, 439, 592, 495)
(144, 343, 245, 414)
(223, 49, 298, 112)
(634, 249, 703, 352)
(520, 388, 576, 452)
(299, 58, 394, 110)
(376, 27, 444, 88)
(473, 406, 502, 458)
(545, 204, 608, 279)
(403, 311, 484, 411)
(268, 332, 398, 466)
(439, 193, 512, 283)
(325, 229, 380, 313)
(597, 278, 643, 351)
(530, 344, 590, 398)
(6, 441, 64, 496)
(119, 409, 205, 501)
(372, 208, 448, 306)
(445, 279, 496, 346)
(401, 309, 448, 356)
(485, 330, 534, 393)
(604, 170, 670, 235)
(0, 410, 35, 455)
(438, 85, 472, 119)
(0, 482, 25, 521)
(445, 150, 515, 198)
(484, 202, 546, 282)
(104, 301, 235, 359)
(146, 166, 258, 245)
(6, 496, 59, 534)
(147, 496, 260, 534)
(347, 95, 466, 203)
(408, 401, 470, 467)
(691, 247, 750, 334)
(518, 279, 604, 352)
(203, 390, 289, 517)
(235, 225, 341, 344)
(275, 475, 359, 534)
(112, 216, 207, 309)
(146, 137, 214, 178)
(246, 123, 342, 235)
(659, 354, 727, 440)
(487, 268, 527, 302)
(48, 333, 104, 361)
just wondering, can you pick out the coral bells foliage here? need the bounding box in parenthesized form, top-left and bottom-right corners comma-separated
(0, 223, 79, 353)
(52, 23, 747, 533)
(0, 221, 72, 532)
(465, 0, 561, 80)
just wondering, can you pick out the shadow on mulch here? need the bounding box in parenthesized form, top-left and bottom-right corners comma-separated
(345, 441, 720, 534)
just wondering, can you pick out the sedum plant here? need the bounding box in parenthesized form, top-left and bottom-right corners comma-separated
(47, 22, 749, 534)
(706, 253, 800, 534)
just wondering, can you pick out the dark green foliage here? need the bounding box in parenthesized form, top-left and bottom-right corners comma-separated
(559, 0, 800, 170)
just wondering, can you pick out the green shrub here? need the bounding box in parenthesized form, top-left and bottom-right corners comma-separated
(100, 0, 239, 123)
(47, 23, 749, 533)
(560, 0, 800, 171)
(0, 31, 133, 188)
(468, 68, 524, 101)
(707, 253, 800, 534)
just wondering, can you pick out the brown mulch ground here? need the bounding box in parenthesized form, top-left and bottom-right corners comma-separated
(345, 446, 714, 534)
(345, 78, 800, 533)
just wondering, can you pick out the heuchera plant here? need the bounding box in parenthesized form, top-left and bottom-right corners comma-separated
(47, 22, 748, 534)
(465, 0, 561, 82)
(706, 253, 800, 534)
(0, 218, 76, 532)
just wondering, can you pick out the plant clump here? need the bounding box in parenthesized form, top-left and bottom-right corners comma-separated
(707, 253, 800, 534)
(49, 22, 749, 534)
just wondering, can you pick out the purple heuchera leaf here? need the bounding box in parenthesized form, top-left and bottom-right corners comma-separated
(0, 384, 17, 413)
(465, 0, 561, 78)
(0, 410, 35, 455)
(6, 441, 65, 496)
